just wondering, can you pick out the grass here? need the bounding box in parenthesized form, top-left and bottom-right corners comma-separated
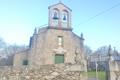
(87, 71, 106, 80)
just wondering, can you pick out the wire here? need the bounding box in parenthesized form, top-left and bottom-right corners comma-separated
(79, 2, 120, 25)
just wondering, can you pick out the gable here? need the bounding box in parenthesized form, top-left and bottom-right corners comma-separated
(48, 3, 72, 11)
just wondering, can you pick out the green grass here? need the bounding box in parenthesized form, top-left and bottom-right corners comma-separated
(87, 71, 106, 80)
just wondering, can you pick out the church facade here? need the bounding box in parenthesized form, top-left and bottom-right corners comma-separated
(13, 2, 87, 71)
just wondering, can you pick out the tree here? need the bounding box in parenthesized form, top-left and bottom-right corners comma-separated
(94, 46, 109, 56)
(84, 45, 93, 56)
(5, 44, 28, 66)
(92, 45, 115, 71)
(87, 45, 110, 71)
(0, 38, 6, 49)
(84, 45, 93, 71)
(0, 37, 28, 66)
(0, 37, 7, 58)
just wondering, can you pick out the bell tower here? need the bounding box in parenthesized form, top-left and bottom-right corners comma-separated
(48, 2, 72, 30)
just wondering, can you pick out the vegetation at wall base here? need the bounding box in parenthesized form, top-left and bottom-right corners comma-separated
(87, 71, 106, 80)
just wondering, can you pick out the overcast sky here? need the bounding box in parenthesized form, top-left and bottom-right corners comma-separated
(0, 0, 120, 51)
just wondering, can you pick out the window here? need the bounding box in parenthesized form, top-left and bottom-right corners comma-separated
(23, 60, 28, 65)
(55, 54, 64, 64)
(58, 36, 63, 46)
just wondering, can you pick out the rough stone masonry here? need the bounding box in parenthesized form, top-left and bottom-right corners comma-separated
(0, 64, 87, 80)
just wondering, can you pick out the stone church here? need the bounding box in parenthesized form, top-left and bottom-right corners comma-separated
(0, 2, 88, 80)
(13, 2, 87, 71)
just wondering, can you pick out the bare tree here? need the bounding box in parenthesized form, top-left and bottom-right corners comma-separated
(84, 45, 93, 56)
(0, 38, 6, 49)
(5, 44, 28, 66)
(0, 37, 28, 66)
(94, 46, 109, 56)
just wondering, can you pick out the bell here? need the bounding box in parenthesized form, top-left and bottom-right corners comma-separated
(63, 15, 66, 20)
(53, 12, 58, 19)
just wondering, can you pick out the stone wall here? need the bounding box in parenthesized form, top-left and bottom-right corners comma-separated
(108, 61, 120, 80)
(0, 64, 87, 80)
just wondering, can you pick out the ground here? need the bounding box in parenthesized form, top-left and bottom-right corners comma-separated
(87, 71, 106, 80)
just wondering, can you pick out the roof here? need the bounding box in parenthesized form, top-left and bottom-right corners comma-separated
(48, 2, 72, 11)
(38, 27, 48, 34)
(72, 32, 84, 41)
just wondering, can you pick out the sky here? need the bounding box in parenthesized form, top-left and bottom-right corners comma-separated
(0, 0, 120, 51)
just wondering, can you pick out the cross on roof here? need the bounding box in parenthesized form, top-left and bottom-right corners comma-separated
(59, 0, 62, 3)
